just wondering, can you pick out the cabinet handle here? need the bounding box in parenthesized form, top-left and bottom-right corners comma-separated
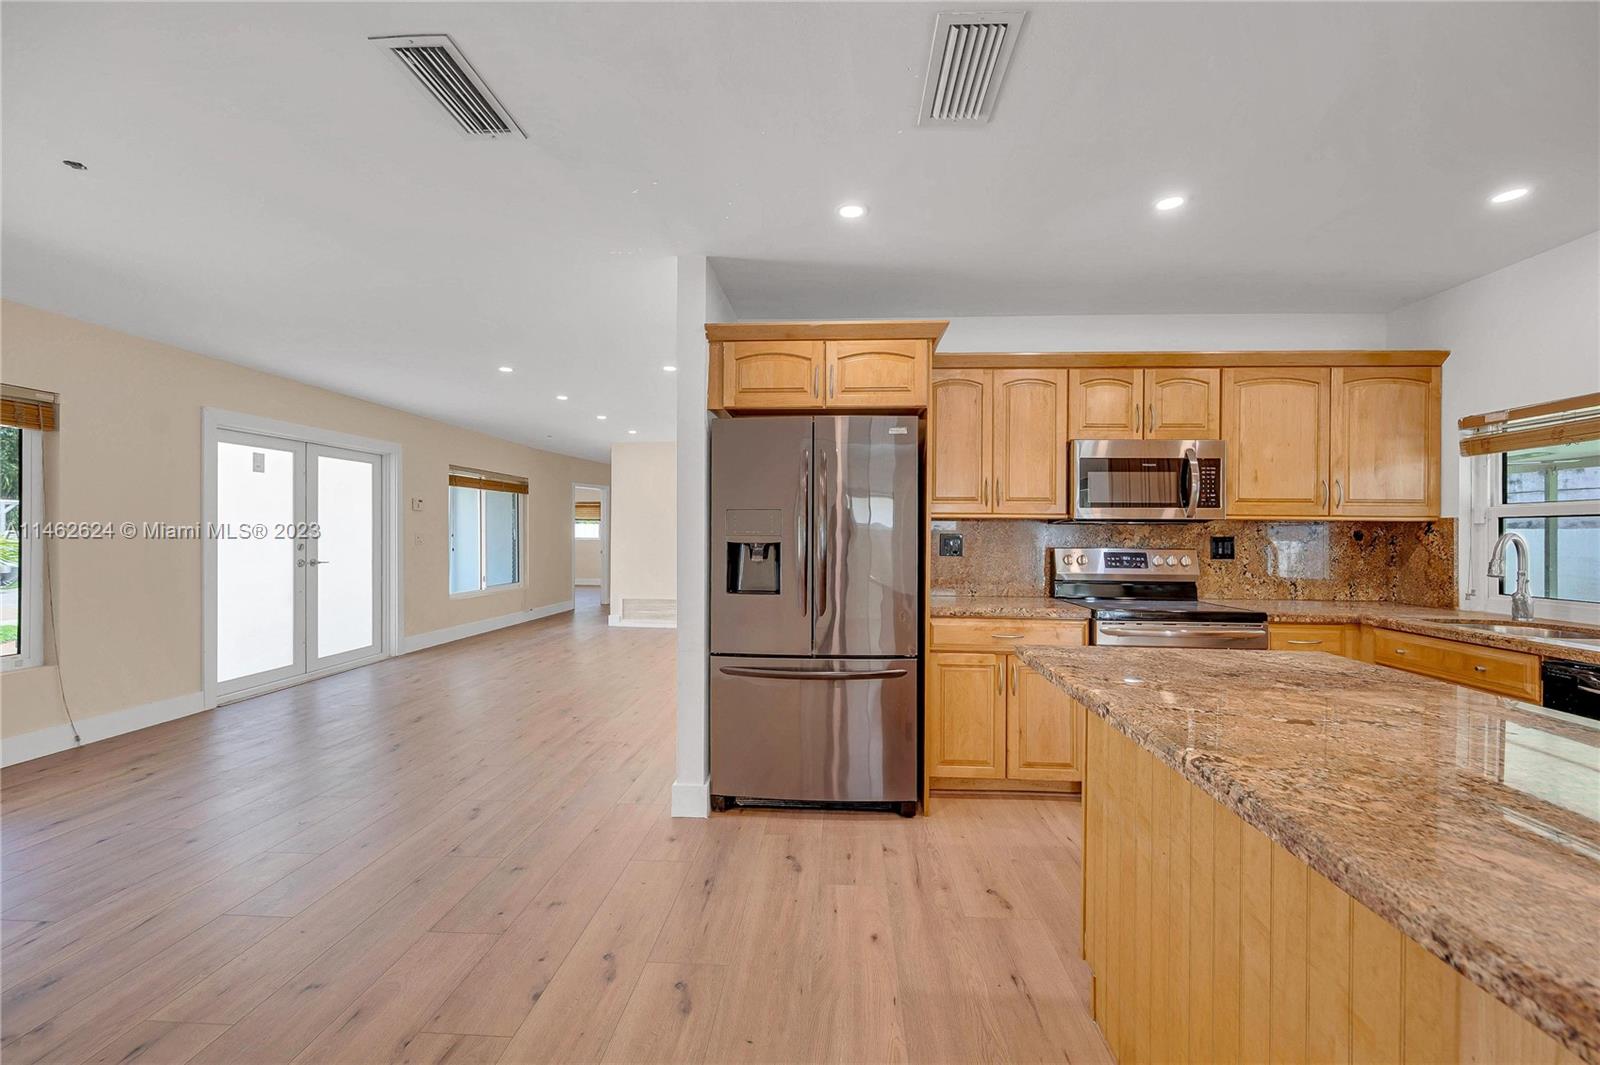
(995, 475, 1001, 503)
(812, 366, 819, 398)
(1319, 480, 1327, 507)
(1393, 648, 1408, 655)
(1011, 660, 1018, 695)
(991, 633, 1025, 640)
(1473, 664, 1488, 673)
(982, 478, 989, 505)
(996, 664, 1003, 695)
(1287, 639, 1322, 646)
(1135, 403, 1142, 434)
(1148, 403, 1157, 432)
(1335, 479, 1343, 509)
(828, 365, 835, 399)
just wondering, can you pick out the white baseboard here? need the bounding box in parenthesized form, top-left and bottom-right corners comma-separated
(1, 689, 206, 767)
(573, 578, 601, 587)
(608, 615, 678, 629)
(671, 776, 711, 818)
(401, 600, 574, 654)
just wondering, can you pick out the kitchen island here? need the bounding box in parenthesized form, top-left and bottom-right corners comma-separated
(1015, 645, 1599, 1064)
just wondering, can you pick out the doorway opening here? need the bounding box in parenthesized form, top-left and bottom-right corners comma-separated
(202, 409, 401, 707)
(572, 483, 609, 613)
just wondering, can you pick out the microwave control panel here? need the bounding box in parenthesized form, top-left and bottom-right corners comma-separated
(1197, 460, 1221, 508)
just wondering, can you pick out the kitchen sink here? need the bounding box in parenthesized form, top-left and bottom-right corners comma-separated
(1436, 620, 1600, 642)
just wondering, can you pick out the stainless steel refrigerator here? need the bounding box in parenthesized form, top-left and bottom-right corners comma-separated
(709, 415, 920, 814)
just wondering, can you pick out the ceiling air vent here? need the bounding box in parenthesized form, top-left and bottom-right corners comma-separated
(916, 12, 1025, 126)
(370, 34, 525, 139)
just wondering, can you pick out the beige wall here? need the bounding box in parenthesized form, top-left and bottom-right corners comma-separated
(573, 487, 604, 583)
(609, 442, 676, 615)
(0, 300, 607, 739)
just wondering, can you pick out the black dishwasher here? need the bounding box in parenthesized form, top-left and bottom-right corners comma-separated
(1541, 659, 1600, 722)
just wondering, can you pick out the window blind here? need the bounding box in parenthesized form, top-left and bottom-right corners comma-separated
(1458, 391, 1600, 456)
(448, 470, 528, 495)
(1, 385, 59, 431)
(574, 501, 601, 520)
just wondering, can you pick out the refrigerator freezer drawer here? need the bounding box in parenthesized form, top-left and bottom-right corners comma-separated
(710, 656, 919, 803)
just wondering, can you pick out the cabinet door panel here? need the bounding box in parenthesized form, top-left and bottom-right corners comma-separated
(927, 652, 1005, 779)
(930, 370, 992, 515)
(1331, 368, 1440, 518)
(993, 369, 1070, 515)
(1223, 368, 1330, 517)
(1146, 368, 1220, 439)
(722, 341, 822, 409)
(824, 339, 928, 409)
(1007, 662, 1083, 781)
(1070, 369, 1144, 439)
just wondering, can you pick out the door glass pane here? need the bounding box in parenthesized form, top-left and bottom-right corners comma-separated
(1, 427, 21, 657)
(1499, 516, 1600, 603)
(483, 490, 520, 588)
(217, 441, 295, 682)
(315, 454, 375, 657)
(449, 486, 481, 593)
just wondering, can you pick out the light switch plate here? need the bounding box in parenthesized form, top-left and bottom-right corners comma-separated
(938, 533, 964, 557)
(410, 497, 424, 511)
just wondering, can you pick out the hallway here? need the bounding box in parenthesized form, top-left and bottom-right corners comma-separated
(0, 605, 1105, 1064)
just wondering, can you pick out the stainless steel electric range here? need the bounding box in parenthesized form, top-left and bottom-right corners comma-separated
(1049, 547, 1269, 649)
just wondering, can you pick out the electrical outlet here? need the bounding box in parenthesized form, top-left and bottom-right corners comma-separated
(938, 533, 964, 557)
(410, 497, 424, 512)
(1210, 535, 1235, 560)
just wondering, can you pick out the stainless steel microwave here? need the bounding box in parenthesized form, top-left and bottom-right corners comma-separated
(1070, 439, 1226, 520)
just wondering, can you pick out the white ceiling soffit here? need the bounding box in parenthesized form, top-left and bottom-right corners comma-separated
(370, 34, 525, 139)
(918, 11, 1025, 126)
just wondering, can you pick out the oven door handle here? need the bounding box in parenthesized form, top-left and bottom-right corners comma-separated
(718, 666, 909, 681)
(1098, 625, 1267, 640)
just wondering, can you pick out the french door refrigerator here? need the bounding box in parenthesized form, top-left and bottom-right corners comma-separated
(709, 415, 921, 814)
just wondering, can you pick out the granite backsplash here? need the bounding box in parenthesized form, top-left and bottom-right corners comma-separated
(930, 518, 1456, 606)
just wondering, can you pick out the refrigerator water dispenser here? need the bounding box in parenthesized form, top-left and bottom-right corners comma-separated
(727, 540, 780, 594)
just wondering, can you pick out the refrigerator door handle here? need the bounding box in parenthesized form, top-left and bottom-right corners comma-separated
(814, 447, 829, 630)
(718, 666, 910, 681)
(797, 444, 809, 616)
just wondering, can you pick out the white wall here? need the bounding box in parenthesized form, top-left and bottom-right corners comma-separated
(1386, 231, 1600, 519)
(673, 256, 732, 817)
(608, 441, 677, 621)
(941, 313, 1388, 351)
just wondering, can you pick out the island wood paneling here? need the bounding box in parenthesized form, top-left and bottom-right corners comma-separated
(1080, 707, 1585, 1065)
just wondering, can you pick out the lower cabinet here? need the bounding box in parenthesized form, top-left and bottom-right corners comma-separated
(1371, 628, 1542, 702)
(927, 646, 1085, 786)
(1269, 622, 1360, 658)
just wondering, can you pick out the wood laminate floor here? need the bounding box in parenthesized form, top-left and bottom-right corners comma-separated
(1, 589, 1110, 1064)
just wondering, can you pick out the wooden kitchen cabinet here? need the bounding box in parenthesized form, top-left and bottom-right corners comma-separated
(1145, 368, 1220, 438)
(824, 339, 930, 408)
(930, 368, 1070, 517)
(721, 340, 823, 409)
(992, 369, 1070, 515)
(1331, 367, 1441, 518)
(930, 370, 992, 514)
(1269, 622, 1359, 658)
(1223, 367, 1332, 517)
(1007, 659, 1084, 781)
(1069, 368, 1144, 438)
(926, 652, 1007, 779)
(1370, 628, 1540, 701)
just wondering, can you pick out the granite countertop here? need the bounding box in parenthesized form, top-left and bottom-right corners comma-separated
(1015, 645, 1600, 1062)
(930, 594, 1600, 664)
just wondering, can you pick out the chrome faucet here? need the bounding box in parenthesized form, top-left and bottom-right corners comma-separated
(1487, 531, 1534, 621)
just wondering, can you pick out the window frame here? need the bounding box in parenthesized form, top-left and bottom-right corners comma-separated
(1465, 449, 1600, 624)
(2, 426, 44, 671)
(448, 481, 523, 597)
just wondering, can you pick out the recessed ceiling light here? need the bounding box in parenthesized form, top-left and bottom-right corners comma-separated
(627, 429, 638, 435)
(596, 414, 607, 420)
(497, 366, 513, 373)
(556, 394, 568, 401)
(662, 365, 677, 373)
(837, 203, 867, 220)
(1154, 195, 1186, 211)
(62, 160, 87, 171)
(1489, 186, 1530, 205)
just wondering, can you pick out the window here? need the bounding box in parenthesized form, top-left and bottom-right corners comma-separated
(1, 424, 43, 669)
(448, 472, 523, 594)
(574, 519, 600, 540)
(1492, 440, 1600, 605)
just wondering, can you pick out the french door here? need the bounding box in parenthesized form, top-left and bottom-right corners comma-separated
(213, 429, 383, 699)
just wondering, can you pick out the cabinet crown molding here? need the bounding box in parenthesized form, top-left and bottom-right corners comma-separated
(706, 320, 949, 343)
(935, 350, 1448, 369)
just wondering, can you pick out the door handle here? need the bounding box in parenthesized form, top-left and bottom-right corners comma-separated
(719, 666, 908, 681)
(309, 559, 331, 566)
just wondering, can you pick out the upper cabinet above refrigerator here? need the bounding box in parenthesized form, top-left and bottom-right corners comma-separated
(706, 321, 948, 414)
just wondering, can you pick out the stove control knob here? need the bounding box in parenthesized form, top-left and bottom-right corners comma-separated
(1076, 553, 1089, 566)
(1166, 555, 1179, 566)
(1180, 555, 1192, 566)
(1152, 556, 1164, 567)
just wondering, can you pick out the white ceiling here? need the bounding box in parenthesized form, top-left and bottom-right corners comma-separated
(3, 2, 1596, 460)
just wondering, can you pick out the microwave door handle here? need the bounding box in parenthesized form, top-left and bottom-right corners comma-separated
(1183, 447, 1200, 517)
